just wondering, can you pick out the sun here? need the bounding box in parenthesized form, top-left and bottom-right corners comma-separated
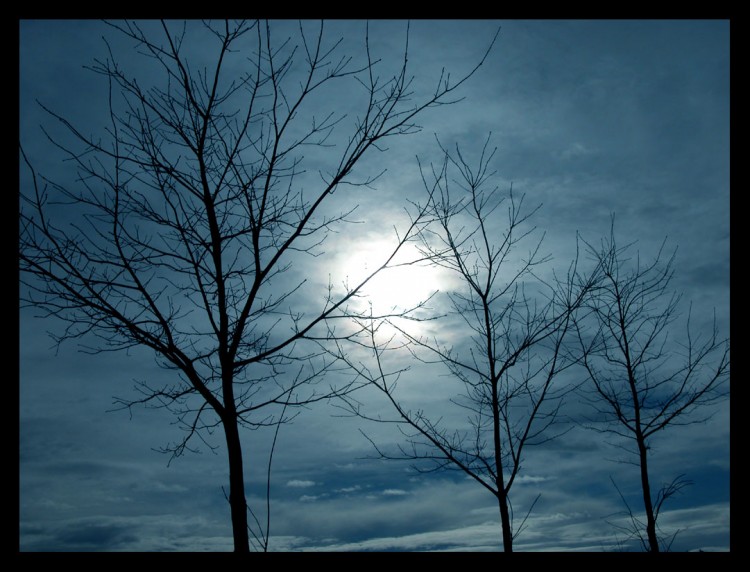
(334, 237, 447, 319)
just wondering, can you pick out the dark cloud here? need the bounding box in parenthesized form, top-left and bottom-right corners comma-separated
(55, 521, 140, 551)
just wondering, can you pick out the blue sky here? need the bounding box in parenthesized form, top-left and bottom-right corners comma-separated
(19, 19, 730, 552)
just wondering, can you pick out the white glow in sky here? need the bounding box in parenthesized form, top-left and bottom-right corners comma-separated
(336, 238, 449, 316)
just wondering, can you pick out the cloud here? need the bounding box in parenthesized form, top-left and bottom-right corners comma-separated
(19, 514, 234, 552)
(559, 142, 595, 160)
(302, 522, 502, 552)
(381, 489, 408, 496)
(299, 493, 332, 503)
(514, 475, 555, 485)
(144, 481, 190, 494)
(56, 522, 139, 550)
(286, 479, 316, 488)
(287, 500, 729, 552)
(335, 485, 362, 494)
(333, 463, 358, 470)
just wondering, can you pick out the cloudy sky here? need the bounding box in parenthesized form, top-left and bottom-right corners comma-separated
(19, 20, 730, 552)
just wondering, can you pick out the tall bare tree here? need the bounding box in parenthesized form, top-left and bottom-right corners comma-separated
(19, 20, 498, 552)
(335, 137, 596, 552)
(573, 223, 729, 552)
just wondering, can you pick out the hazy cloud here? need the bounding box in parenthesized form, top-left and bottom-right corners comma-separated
(335, 485, 362, 494)
(381, 489, 408, 496)
(286, 479, 316, 488)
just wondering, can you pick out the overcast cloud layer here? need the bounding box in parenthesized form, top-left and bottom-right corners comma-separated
(19, 19, 730, 552)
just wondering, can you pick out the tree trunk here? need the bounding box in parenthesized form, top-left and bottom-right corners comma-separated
(497, 490, 513, 552)
(224, 416, 250, 553)
(491, 373, 512, 552)
(637, 436, 659, 552)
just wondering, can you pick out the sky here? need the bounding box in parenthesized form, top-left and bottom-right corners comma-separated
(19, 19, 731, 552)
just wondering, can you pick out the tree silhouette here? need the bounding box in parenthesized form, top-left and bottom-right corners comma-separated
(19, 20, 498, 552)
(573, 223, 729, 552)
(335, 137, 597, 552)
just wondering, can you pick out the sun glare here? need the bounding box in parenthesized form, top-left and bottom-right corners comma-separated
(336, 238, 447, 318)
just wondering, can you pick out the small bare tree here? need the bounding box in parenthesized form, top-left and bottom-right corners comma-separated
(20, 20, 498, 552)
(573, 223, 729, 552)
(335, 137, 596, 552)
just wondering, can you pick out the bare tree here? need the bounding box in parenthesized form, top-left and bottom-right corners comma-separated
(335, 137, 596, 552)
(19, 20, 498, 552)
(573, 223, 730, 552)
